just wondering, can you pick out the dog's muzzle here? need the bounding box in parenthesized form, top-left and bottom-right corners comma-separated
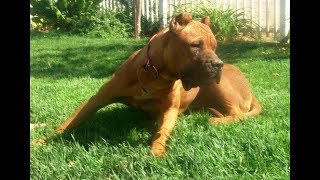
(181, 59, 223, 90)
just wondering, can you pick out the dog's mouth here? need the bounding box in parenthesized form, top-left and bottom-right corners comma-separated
(180, 62, 223, 91)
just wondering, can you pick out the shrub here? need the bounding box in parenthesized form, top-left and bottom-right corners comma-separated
(30, 0, 102, 30)
(140, 16, 161, 37)
(30, 0, 134, 38)
(71, 11, 133, 38)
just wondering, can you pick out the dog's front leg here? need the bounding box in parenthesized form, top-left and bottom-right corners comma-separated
(151, 89, 180, 156)
(151, 106, 179, 157)
(54, 78, 128, 135)
(33, 75, 131, 145)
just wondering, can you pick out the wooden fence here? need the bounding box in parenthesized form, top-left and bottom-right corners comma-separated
(99, 0, 290, 40)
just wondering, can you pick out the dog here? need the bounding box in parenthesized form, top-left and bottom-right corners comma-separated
(36, 13, 261, 156)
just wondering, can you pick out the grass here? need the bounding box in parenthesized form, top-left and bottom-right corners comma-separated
(30, 34, 290, 179)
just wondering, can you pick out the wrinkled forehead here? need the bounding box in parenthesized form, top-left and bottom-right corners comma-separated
(179, 21, 216, 45)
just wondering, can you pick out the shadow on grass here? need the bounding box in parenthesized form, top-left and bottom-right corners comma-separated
(31, 43, 145, 79)
(31, 40, 289, 79)
(217, 41, 290, 63)
(54, 106, 157, 149)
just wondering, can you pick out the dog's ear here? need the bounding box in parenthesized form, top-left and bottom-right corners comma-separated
(169, 13, 193, 33)
(201, 16, 211, 27)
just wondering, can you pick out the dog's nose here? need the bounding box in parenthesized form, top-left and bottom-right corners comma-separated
(212, 59, 223, 69)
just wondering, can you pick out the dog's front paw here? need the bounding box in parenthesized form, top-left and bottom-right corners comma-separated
(151, 142, 166, 157)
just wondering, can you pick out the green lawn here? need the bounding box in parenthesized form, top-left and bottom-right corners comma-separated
(30, 35, 290, 179)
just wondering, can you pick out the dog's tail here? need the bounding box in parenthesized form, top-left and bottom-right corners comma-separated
(244, 95, 262, 117)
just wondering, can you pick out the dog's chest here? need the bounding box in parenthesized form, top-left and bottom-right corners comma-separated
(126, 95, 160, 112)
(126, 85, 171, 112)
(133, 91, 153, 100)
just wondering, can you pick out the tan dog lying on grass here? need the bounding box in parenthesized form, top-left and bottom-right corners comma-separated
(36, 13, 262, 156)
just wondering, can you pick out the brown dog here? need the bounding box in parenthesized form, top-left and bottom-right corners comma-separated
(38, 13, 261, 156)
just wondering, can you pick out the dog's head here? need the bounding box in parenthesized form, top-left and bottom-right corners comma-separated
(167, 13, 223, 90)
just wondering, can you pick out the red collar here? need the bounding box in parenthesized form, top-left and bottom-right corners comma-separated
(143, 35, 159, 79)
(143, 44, 159, 79)
(138, 35, 160, 94)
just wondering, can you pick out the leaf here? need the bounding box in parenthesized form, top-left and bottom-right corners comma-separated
(56, 0, 68, 12)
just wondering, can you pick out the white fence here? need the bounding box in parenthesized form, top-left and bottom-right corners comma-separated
(100, 0, 290, 40)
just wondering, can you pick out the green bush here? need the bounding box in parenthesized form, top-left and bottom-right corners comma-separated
(140, 16, 161, 37)
(71, 11, 133, 38)
(30, 0, 134, 38)
(30, 0, 102, 30)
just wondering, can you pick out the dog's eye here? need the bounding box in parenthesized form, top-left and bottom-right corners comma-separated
(190, 41, 202, 48)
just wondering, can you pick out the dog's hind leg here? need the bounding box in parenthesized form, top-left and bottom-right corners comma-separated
(209, 106, 245, 125)
(210, 115, 243, 125)
(243, 95, 262, 117)
(209, 95, 262, 125)
(208, 107, 224, 118)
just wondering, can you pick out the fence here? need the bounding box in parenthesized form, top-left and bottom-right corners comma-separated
(99, 0, 290, 40)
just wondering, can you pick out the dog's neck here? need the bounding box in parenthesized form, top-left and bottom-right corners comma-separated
(147, 29, 181, 81)
(137, 31, 176, 94)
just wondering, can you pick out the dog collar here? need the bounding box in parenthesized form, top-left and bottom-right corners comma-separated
(143, 43, 159, 79)
(138, 35, 160, 95)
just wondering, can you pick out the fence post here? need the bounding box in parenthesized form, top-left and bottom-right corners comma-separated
(266, 0, 269, 37)
(258, 0, 262, 32)
(134, 0, 141, 39)
(146, 0, 149, 20)
(274, 0, 278, 36)
(155, 0, 159, 20)
(280, 0, 289, 40)
(160, 0, 168, 28)
(251, 0, 254, 27)
(243, 0, 246, 18)
(141, 0, 145, 16)
(149, 0, 154, 23)
(236, 0, 239, 11)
